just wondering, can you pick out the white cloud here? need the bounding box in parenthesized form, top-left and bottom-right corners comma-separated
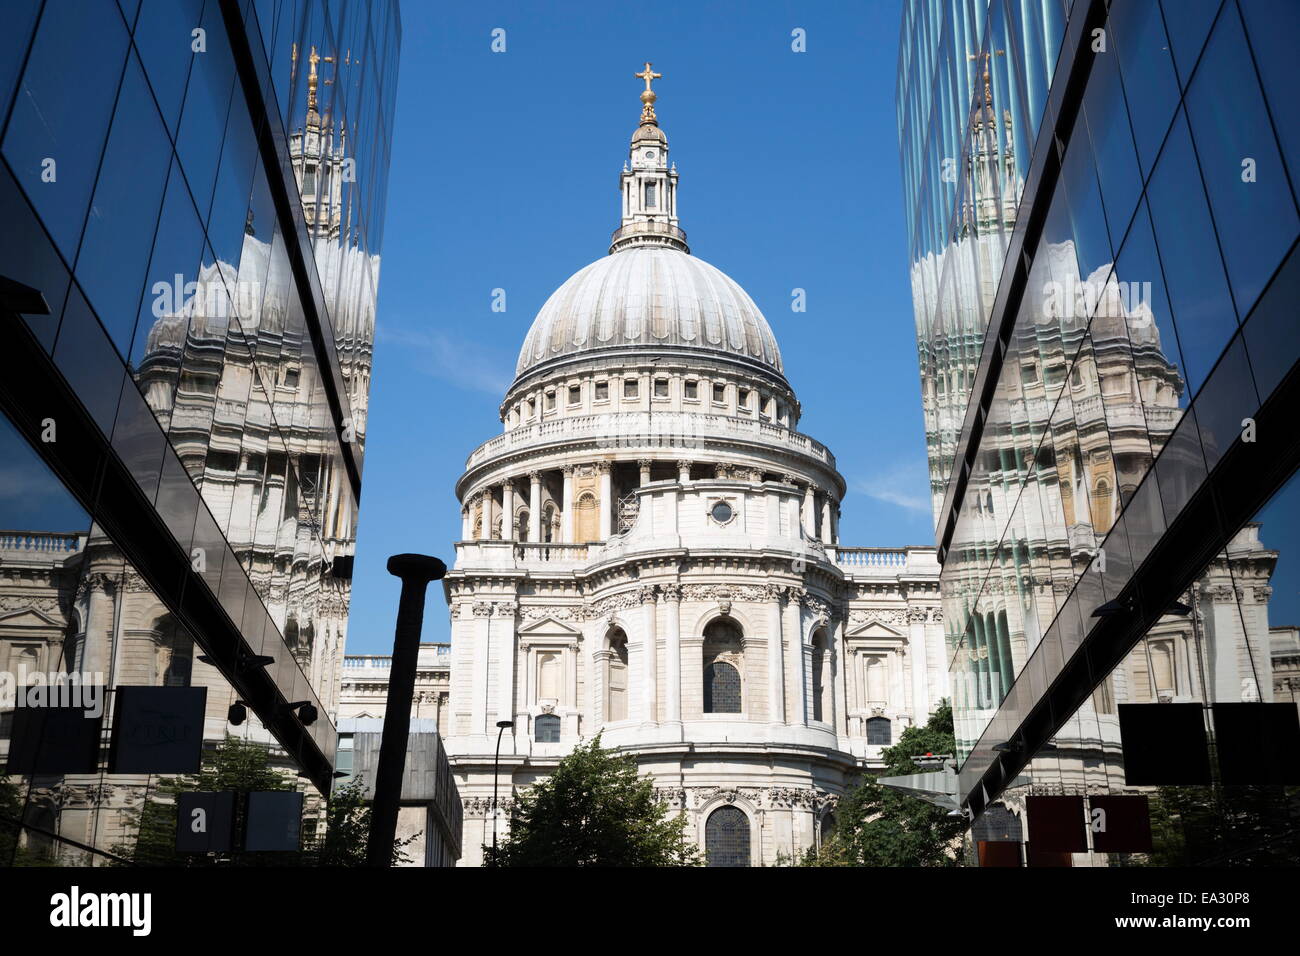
(377, 325, 511, 395)
(854, 461, 931, 514)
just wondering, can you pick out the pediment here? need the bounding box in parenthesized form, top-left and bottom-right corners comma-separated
(846, 620, 905, 640)
(517, 616, 582, 637)
(0, 606, 64, 629)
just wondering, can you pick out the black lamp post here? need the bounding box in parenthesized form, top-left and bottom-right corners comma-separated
(366, 552, 446, 867)
(491, 718, 514, 860)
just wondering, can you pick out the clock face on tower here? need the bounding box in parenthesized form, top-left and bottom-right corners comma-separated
(644, 149, 656, 161)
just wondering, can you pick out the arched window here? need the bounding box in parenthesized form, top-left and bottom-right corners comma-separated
(866, 716, 892, 745)
(576, 492, 599, 543)
(864, 655, 887, 705)
(705, 805, 750, 867)
(705, 661, 741, 713)
(811, 629, 831, 723)
(534, 713, 560, 743)
(517, 509, 530, 542)
(1151, 639, 1177, 697)
(537, 651, 561, 701)
(1092, 478, 1113, 533)
(541, 504, 555, 543)
(819, 812, 836, 847)
(606, 629, 628, 722)
(703, 619, 744, 714)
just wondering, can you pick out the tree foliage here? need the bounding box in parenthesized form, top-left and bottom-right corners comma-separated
(803, 701, 965, 867)
(113, 735, 412, 866)
(489, 734, 700, 867)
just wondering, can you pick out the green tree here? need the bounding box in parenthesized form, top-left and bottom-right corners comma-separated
(804, 700, 965, 867)
(115, 736, 411, 866)
(306, 778, 417, 867)
(489, 734, 700, 867)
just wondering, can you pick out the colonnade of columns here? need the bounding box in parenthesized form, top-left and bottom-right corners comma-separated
(459, 460, 841, 544)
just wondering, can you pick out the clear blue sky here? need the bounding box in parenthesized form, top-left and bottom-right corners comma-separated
(344, 0, 936, 652)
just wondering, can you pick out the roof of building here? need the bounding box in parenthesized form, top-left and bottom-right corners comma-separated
(514, 245, 783, 380)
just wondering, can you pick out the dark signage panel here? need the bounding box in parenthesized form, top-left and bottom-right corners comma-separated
(7, 704, 102, 774)
(108, 686, 207, 774)
(244, 790, 304, 852)
(1089, 795, 1153, 853)
(1118, 703, 1212, 785)
(1213, 703, 1300, 785)
(175, 792, 237, 853)
(1026, 795, 1087, 853)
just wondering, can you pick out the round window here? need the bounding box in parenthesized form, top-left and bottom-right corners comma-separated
(711, 501, 733, 523)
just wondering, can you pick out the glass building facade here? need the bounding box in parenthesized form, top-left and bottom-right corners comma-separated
(0, 0, 398, 864)
(897, 0, 1300, 864)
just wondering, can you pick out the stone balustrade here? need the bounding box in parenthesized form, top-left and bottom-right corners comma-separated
(0, 530, 86, 559)
(464, 410, 835, 471)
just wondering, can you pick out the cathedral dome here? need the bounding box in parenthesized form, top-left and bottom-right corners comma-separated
(515, 246, 784, 379)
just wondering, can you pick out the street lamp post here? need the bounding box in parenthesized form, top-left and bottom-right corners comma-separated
(491, 718, 513, 861)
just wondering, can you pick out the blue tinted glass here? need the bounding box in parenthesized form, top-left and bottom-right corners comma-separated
(1191, 331, 1259, 473)
(1238, 0, 1300, 187)
(0, 413, 92, 534)
(128, 159, 205, 417)
(1061, 125, 1114, 290)
(1159, 0, 1224, 85)
(75, 54, 171, 356)
(1241, 242, 1300, 397)
(0, 0, 41, 122)
(132, 0, 202, 135)
(1112, 0, 1182, 176)
(206, 94, 260, 275)
(2, 0, 130, 259)
(1083, 19, 1143, 244)
(0, 163, 72, 353)
(1185, 4, 1299, 317)
(174, 0, 235, 218)
(1146, 110, 1238, 395)
(53, 286, 127, 438)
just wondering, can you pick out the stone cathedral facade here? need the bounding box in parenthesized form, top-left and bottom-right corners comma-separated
(441, 69, 949, 867)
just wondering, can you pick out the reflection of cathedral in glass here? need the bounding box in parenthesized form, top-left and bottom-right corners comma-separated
(0, 0, 398, 864)
(898, 0, 1300, 864)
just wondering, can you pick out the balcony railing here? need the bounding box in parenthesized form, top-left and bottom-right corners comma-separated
(609, 219, 688, 248)
(0, 531, 86, 557)
(466, 411, 835, 470)
(513, 543, 590, 563)
(834, 547, 908, 568)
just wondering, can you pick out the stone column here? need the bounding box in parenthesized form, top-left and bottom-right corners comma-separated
(802, 484, 817, 538)
(80, 573, 114, 678)
(561, 466, 575, 543)
(471, 601, 492, 737)
(908, 607, 930, 722)
(638, 458, 652, 485)
(767, 585, 786, 726)
(788, 590, 807, 726)
(485, 492, 494, 540)
(528, 471, 542, 541)
(461, 505, 470, 540)
(641, 586, 658, 725)
(598, 462, 613, 539)
(501, 479, 515, 540)
(820, 495, 833, 544)
(663, 584, 682, 731)
(677, 459, 693, 483)
(495, 601, 517, 746)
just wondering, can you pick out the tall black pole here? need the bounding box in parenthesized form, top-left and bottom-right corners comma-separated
(491, 720, 511, 860)
(366, 553, 446, 867)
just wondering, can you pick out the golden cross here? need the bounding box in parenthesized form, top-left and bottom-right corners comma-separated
(635, 62, 661, 94)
